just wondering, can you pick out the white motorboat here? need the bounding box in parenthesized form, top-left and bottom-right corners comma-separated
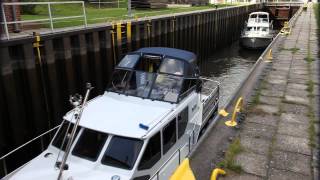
(1, 47, 220, 180)
(240, 12, 274, 49)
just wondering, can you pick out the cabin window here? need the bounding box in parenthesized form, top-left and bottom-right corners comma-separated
(108, 69, 131, 93)
(138, 132, 161, 170)
(118, 54, 140, 69)
(149, 74, 183, 102)
(52, 121, 80, 151)
(162, 119, 177, 154)
(72, 128, 108, 161)
(136, 55, 161, 73)
(251, 14, 257, 18)
(247, 27, 254, 31)
(159, 58, 184, 75)
(126, 71, 155, 98)
(102, 136, 143, 170)
(178, 107, 188, 138)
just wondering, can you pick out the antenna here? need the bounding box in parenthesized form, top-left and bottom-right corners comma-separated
(57, 83, 93, 180)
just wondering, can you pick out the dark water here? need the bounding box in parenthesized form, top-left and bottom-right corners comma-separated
(200, 41, 262, 106)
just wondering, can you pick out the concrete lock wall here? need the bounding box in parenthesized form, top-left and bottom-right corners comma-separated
(0, 4, 262, 176)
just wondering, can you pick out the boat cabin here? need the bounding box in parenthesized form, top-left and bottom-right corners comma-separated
(244, 12, 273, 36)
(107, 47, 200, 103)
(248, 12, 270, 24)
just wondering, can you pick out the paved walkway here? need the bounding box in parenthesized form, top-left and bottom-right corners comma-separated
(222, 4, 319, 180)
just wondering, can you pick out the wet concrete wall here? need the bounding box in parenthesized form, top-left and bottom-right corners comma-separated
(0, 4, 262, 176)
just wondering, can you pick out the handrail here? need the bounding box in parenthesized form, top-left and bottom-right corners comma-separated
(0, 125, 60, 160)
(0, 125, 60, 176)
(1, 1, 87, 40)
(199, 77, 220, 103)
(2, 1, 85, 5)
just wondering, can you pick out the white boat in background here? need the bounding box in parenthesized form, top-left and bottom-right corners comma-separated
(1, 47, 220, 180)
(240, 12, 274, 49)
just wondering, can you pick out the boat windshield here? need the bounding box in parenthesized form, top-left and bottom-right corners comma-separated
(72, 128, 108, 161)
(101, 136, 143, 170)
(52, 125, 144, 170)
(107, 54, 192, 103)
(249, 14, 268, 23)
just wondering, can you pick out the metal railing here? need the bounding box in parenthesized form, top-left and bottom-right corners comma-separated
(149, 131, 195, 180)
(199, 77, 220, 123)
(1, 1, 87, 40)
(0, 125, 60, 177)
(89, 0, 125, 9)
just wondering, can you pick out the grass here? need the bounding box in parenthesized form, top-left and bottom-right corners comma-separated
(308, 109, 316, 147)
(306, 80, 314, 93)
(306, 3, 319, 148)
(21, 3, 237, 28)
(217, 138, 243, 173)
(279, 47, 300, 54)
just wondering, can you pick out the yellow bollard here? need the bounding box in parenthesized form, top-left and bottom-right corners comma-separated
(280, 21, 291, 35)
(210, 168, 226, 180)
(170, 158, 196, 180)
(265, 49, 273, 62)
(225, 97, 243, 127)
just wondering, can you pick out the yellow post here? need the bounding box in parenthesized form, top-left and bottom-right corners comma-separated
(127, 21, 132, 44)
(147, 19, 152, 46)
(210, 168, 226, 180)
(33, 32, 42, 63)
(110, 22, 117, 65)
(225, 97, 243, 127)
(116, 22, 122, 47)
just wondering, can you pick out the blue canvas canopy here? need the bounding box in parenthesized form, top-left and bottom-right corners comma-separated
(135, 47, 197, 64)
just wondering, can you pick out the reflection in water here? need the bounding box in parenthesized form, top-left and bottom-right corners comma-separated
(200, 41, 263, 106)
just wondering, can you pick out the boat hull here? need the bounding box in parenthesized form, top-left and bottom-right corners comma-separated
(240, 36, 273, 49)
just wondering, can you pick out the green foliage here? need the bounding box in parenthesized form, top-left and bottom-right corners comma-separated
(217, 138, 244, 173)
(280, 47, 300, 54)
(306, 80, 314, 93)
(21, 3, 237, 28)
(20, 0, 38, 15)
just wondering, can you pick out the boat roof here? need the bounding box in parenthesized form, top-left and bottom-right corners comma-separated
(135, 47, 197, 64)
(64, 92, 175, 139)
(249, 12, 269, 16)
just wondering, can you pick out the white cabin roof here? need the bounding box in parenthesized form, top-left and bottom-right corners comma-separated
(64, 92, 175, 139)
(249, 12, 269, 16)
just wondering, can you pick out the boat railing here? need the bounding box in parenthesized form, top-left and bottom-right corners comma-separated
(199, 77, 220, 123)
(0, 125, 60, 177)
(148, 130, 195, 180)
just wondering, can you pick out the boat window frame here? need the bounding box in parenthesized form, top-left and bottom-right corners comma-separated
(106, 53, 198, 104)
(177, 107, 189, 139)
(162, 118, 178, 155)
(137, 132, 162, 170)
(71, 128, 109, 162)
(100, 135, 144, 170)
